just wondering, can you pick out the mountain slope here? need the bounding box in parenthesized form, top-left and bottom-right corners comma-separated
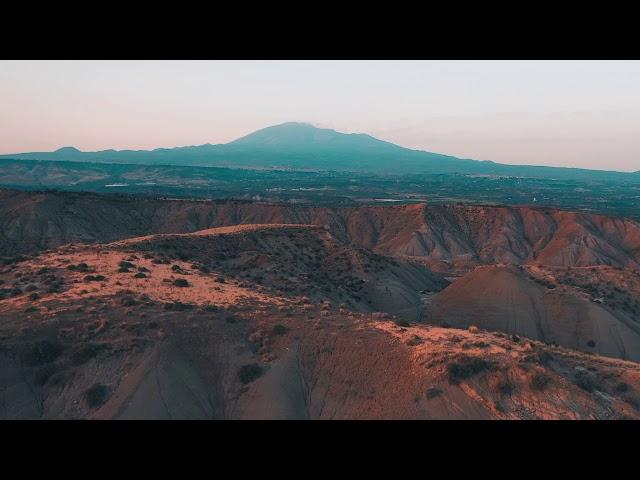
(2, 123, 638, 180)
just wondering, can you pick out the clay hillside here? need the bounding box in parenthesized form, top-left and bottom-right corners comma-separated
(2, 190, 640, 272)
(1, 189, 640, 419)
(1, 224, 639, 419)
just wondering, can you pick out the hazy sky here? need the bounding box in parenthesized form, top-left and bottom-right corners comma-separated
(1, 60, 639, 171)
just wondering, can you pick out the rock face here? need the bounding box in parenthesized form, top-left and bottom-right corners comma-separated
(2, 190, 640, 271)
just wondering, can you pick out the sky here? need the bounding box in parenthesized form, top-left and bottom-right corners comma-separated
(1, 60, 639, 171)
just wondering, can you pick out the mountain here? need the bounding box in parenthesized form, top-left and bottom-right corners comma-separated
(229, 122, 404, 151)
(3, 122, 637, 181)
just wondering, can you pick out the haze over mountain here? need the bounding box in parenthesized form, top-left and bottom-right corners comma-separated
(3, 123, 638, 182)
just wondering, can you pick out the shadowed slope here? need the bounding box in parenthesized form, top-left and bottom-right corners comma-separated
(430, 265, 640, 361)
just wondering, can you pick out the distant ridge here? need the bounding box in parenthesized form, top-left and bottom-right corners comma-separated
(1, 122, 638, 181)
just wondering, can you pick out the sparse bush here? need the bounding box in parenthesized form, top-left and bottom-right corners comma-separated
(163, 301, 193, 311)
(615, 382, 630, 394)
(535, 350, 554, 365)
(447, 356, 493, 384)
(134, 272, 147, 278)
(121, 296, 137, 307)
(530, 372, 551, 391)
(119, 261, 135, 269)
(68, 263, 89, 272)
(84, 383, 109, 408)
(426, 386, 443, 399)
(173, 278, 189, 288)
(272, 324, 289, 336)
(405, 335, 424, 346)
(497, 379, 515, 395)
(573, 369, 599, 393)
(238, 363, 264, 384)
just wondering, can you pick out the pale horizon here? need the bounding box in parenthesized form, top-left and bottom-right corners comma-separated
(1, 60, 640, 172)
